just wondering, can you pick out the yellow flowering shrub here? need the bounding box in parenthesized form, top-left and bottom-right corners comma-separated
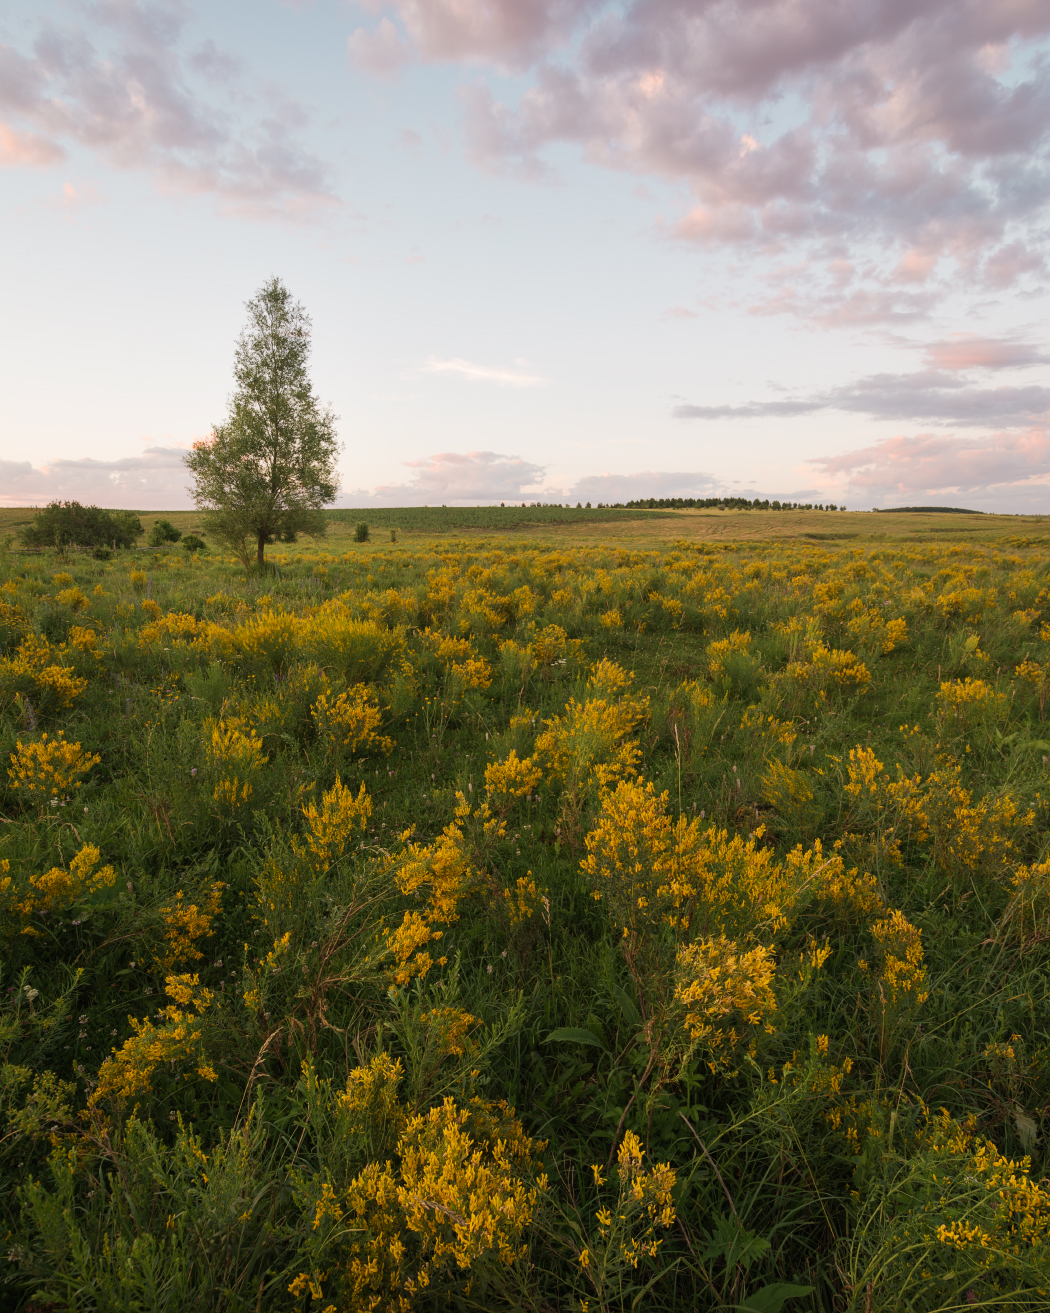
(870, 909, 929, 1007)
(385, 793, 499, 983)
(0, 843, 116, 934)
(0, 633, 88, 709)
(760, 758, 815, 827)
(296, 776, 372, 873)
(90, 973, 216, 1106)
(7, 734, 99, 802)
(707, 629, 752, 680)
(55, 585, 89, 613)
(574, 1132, 676, 1304)
(153, 882, 224, 974)
(301, 609, 406, 683)
(922, 766, 1029, 881)
(204, 716, 268, 815)
(673, 936, 777, 1073)
(500, 874, 541, 929)
(534, 665, 648, 832)
(935, 675, 1008, 737)
(1015, 657, 1050, 719)
(1003, 857, 1050, 941)
(292, 1055, 546, 1313)
(800, 644, 871, 694)
(312, 685, 393, 757)
(484, 749, 542, 814)
(0, 599, 31, 646)
(137, 610, 201, 648)
(851, 1107, 1050, 1303)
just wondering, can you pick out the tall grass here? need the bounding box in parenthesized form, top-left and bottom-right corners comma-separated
(0, 527, 1048, 1309)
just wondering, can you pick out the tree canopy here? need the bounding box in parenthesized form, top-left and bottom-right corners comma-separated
(20, 502, 142, 551)
(184, 277, 341, 567)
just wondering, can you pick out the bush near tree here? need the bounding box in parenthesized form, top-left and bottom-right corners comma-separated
(20, 501, 143, 551)
(148, 519, 182, 547)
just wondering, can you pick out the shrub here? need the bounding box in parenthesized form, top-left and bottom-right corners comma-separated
(354, 522, 369, 542)
(148, 519, 182, 547)
(20, 501, 142, 550)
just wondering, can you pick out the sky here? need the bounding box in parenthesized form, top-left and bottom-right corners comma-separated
(2, 0, 1050, 512)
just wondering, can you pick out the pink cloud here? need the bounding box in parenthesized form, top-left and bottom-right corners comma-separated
(567, 470, 718, 501)
(0, 123, 64, 167)
(923, 334, 1050, 371)
(809, 428, 1050, 504)
(0, 445, 194, 510)
(391, 0, 596, 70)
(0, 6, 338, 222)
(358, 0, 1050, 318)
(352, 450, 548, 505)
(348, 19, 413, 76)
(48, 180, 105, 216)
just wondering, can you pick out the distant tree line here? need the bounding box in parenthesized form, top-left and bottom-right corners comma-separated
(600, 497, 845, 511)
(505, 498, 845, 511)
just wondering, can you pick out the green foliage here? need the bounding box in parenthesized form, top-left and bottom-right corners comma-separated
(1, 524, 1050, 1310)
(184, 278, 340, 568)
(353, 521, 369, 542)
(21, 502, 142, 551)
(148, 519, 183, 547)
(329, 503, 671, 532)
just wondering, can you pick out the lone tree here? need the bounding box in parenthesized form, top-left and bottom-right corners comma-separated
(185, 277, 340, 568)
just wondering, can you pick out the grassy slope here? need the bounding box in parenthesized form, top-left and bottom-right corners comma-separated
(0, 510, 1049, 1309)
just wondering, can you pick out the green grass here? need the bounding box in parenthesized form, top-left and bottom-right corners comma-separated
(1, 522, 1050, 1309)
(328, 504, 675, 532)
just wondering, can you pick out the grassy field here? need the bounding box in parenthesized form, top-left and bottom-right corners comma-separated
(1, 508, 1050, 1310)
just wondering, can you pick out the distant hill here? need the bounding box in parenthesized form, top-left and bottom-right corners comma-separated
(879, 506, 981, 514)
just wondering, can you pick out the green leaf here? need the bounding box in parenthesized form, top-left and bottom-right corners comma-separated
(702, 1214, 770, 1270)
(735, 1282, 815, 1313)
(544, 1027, 607, 1049)
(612, 983, 642, 1029)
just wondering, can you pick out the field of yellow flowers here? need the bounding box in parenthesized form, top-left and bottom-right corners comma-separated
(1, 511, 1050, 1311)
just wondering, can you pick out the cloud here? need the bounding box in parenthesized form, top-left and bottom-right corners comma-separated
(0, 445, 194, 510)
(358, 0, 1050, 319)
(371, 1, 596, 71)
(0, 4, 338, 222)
(49, 180, 105, 216)
(674, 370, 1050, 428)
(567, 470, 719, 501)
(922, 334, 1050, 371)
(348, 450, 548, 505)
(0, 122, 64, 167)
(809, 429, 1050, 510)
(348, 19, 413, 76)
(422, 357, 547, 386)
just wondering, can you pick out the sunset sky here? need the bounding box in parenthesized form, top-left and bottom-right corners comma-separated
(2, 0, 1050, 511)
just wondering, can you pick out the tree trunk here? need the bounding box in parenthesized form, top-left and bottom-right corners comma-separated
(257, 530, 266, 566)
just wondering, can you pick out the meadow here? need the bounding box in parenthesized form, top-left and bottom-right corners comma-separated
(1, 506, 1050, 1311)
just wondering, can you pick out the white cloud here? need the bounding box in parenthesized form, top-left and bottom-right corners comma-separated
(422, 357, 547, 386)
